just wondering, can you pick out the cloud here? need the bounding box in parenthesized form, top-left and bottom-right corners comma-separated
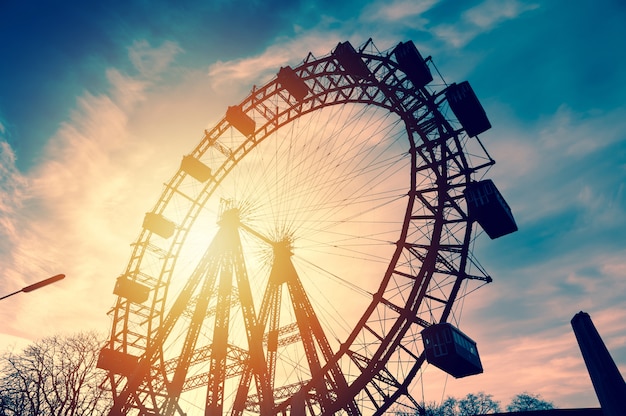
(0, 141, 28, 269)
(536, 105, 626, 157)
(480, 326, 598, 408)
(207, 31, 342, 93)
(0, 39, 188, 349)
(128, 39, 183, 80)
(106, 68, 150, 110)
(205, 0, 448, 95)
(208, 52, 291, 90)
(433, 0, 539, 48)
(484, 104, 626, 230)
(361, 0, 439, 29)
(1, 87, 141, 345)
(465, 0, 539, 29)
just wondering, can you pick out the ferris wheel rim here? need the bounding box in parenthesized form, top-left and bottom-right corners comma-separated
(105, 39, 490, 415)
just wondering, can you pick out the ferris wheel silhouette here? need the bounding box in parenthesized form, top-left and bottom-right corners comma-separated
(98, 38, 517, 416)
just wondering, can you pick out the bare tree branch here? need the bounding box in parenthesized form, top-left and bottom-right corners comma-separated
(0, 332, 111, 416)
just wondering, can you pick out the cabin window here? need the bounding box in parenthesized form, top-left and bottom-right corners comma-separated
(432, 332, 448, 357)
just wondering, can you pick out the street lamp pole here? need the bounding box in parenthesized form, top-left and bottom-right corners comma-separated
(0, 274, 65, 301)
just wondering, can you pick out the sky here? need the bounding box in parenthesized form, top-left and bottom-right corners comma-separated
(1, 0, 625, 411)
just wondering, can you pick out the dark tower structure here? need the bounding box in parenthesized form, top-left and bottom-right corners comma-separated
(571, 311, 626, 416)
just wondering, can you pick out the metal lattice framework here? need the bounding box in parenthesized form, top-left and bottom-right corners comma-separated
(101, 38, 497, 415)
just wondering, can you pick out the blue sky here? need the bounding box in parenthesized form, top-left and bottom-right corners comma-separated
(1, 0, 625, 410)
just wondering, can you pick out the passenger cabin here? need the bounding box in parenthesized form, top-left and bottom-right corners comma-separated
(97, 348, 139, 376)
(464, 179, 518, 239)
(393, 40, 433, 89)
(181, 155, 212, 182)
(332, 41, 372, 80)
(277, 66, 309, 101)
(421, 323, 483, 378)
(143, 212, 176, 239)
(445, 81, 491, 137)
(114, 276, 150, 304)
(226, 105, 256, 137)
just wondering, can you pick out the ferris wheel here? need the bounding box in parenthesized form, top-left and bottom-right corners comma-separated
(98, 39, 517, 415)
